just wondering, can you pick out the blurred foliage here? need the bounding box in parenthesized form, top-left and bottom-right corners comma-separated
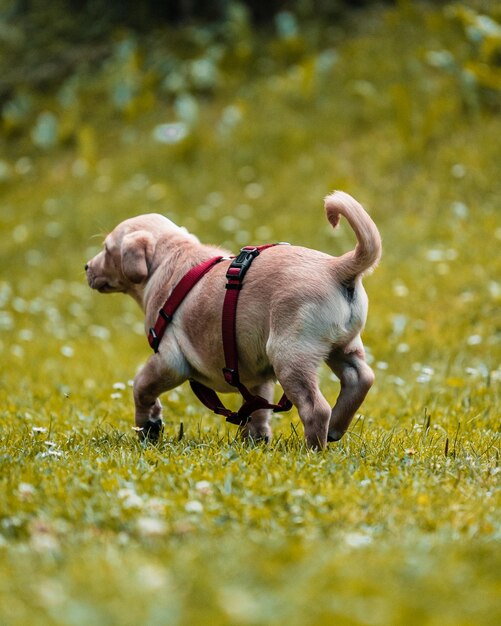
(427, 3, 501, 111)
(4, 0, 386, 30)
(1, 0, 500, 153)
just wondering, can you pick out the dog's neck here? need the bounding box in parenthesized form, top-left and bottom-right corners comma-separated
(126, 284, 146, 309)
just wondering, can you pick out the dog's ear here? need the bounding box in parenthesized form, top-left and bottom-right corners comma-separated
(121, 231, 155, 283)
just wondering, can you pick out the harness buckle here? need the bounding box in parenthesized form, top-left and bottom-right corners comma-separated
(148, 328, 160, 353)
(159, 309, 172, 323)
(223, 367, 239, 386)
(225, 247, 259, 282)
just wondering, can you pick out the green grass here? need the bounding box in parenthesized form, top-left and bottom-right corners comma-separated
(1, 2, 500, 625)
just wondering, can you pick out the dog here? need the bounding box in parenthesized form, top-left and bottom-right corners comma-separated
(85, 191, 381, 448)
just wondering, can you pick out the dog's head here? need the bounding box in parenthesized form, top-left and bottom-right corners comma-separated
(85, 213, 184, 295)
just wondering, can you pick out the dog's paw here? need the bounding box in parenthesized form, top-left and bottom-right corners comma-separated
(327, 430, 344, 443)
(241, 423, 272, 445)
(134, 419, 164, 443)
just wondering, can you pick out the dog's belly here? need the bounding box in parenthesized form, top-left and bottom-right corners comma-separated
(174, 325, 275, 393)
(189, 363, 275, 394)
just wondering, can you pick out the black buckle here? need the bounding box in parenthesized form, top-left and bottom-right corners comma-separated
(225, 247, 259, 282)
(223, 367, 239, 386)
(159, 309, 172, 323)
(225, 412, 251, 426)
(148, 328, 160, 353)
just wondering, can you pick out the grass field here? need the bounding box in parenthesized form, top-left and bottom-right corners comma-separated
(1, 2, 500, 625)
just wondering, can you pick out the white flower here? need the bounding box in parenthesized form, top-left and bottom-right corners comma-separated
(152, 122, 188, 144)
(18, 483, 37, 499)
(118, 489, 143, 510)
(185, 500, 203, 513)
(136, 517, 167, 537)
(195, 480, 212, 495)
(392, 281, 409, 297)
(40, 450, 64, 459)
(136, 564, 169, 589)
(345, 532, 373, 548)
(89, 325, 110, 340)
(60, 345, 74, 358)
(467, 334, 482, 346)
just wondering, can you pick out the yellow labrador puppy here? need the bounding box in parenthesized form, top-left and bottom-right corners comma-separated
(85, 191, 381, 448)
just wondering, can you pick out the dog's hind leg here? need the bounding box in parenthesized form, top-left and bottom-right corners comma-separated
(325, 339, 375, 442)
(273, 359, 331, 449)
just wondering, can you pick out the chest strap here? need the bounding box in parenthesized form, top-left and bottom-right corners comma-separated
(148, 255, 224, 353)
(148, 245, 292, 426)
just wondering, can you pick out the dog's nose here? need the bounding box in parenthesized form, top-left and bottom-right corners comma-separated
(85, 263, 89, 271)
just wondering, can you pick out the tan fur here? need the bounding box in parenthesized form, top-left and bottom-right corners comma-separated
(85, 191, 381, 448)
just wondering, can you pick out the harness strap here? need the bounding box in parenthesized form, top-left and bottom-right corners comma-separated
(147, 244, 292, 426)
(148, 255, 224, 352)
(218, 245, 292, 424)
(190, 378, 291, 426)
(189, 379, 237, 421)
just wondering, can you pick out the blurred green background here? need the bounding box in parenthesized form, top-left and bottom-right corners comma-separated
(0, 1, 500, 625)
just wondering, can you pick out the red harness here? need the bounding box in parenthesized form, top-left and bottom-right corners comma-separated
(148, 245, 292, 425)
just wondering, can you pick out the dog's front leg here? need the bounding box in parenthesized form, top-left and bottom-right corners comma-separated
(326, 342, 375, 442)
(133, 355, 186, 442)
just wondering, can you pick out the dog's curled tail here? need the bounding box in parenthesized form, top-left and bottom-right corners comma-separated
(325, 191, 382, 280)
